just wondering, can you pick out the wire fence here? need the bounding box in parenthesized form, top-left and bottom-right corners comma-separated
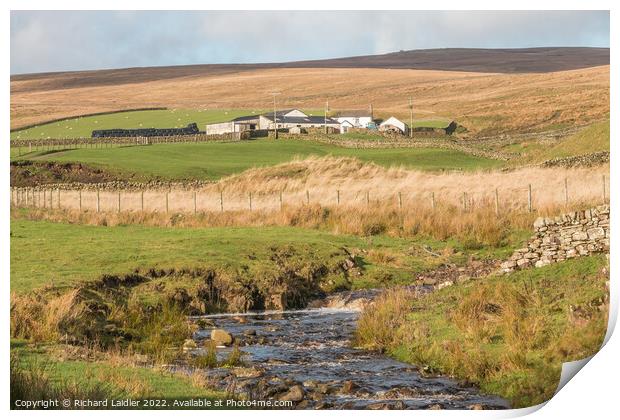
(10, 175, 608, 216)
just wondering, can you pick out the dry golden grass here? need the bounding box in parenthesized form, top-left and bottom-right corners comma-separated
(18, 156, 608, 215)
(11, 65, 609, 134)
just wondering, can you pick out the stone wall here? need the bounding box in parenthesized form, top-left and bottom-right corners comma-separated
(501, 205, 609, 273)
(541, 151, 610, 168)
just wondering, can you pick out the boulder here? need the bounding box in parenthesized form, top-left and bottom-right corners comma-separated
(211, 329, 234, 346)
(182, 339, 197, 350)
(339, 380, 360, 394)
(279, 385, 305, 402)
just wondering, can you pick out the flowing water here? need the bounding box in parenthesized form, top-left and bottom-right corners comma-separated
(191, 307, 510, 410)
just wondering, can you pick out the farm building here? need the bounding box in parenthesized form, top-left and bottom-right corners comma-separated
(333, 110, 374, 132)
(379, 117, 409, 135)
(205, 114, 260, 135)
(206, 109, 340, 135)
(258, 109, 340, 131)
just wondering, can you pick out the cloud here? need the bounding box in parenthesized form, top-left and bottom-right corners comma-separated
(10, 10, 609, 74)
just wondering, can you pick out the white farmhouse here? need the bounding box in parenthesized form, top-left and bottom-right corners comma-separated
(333, 110, 374, 133)
(379, 117, 409, 135)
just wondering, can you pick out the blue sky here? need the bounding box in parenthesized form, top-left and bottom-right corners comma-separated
(10, 10, 610, 74)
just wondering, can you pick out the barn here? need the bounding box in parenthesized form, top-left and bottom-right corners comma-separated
(379, 117, 409, 135)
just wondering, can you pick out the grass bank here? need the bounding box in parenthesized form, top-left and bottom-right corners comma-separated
(11, 340, 227, 409)
(13, 138, 501, 181)
(10, 208, 531, 293)
(503, 120, 610, 166)
(355, 255, 609, 407)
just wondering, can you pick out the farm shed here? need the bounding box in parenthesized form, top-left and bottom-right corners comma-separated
(379, 117, 409, 135)
(205, 115, 260, 135)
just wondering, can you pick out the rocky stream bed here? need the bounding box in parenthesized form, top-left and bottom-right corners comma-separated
(178, 289, 510, 410)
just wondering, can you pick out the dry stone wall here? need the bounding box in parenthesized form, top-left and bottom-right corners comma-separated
(501, 205, 609, 273)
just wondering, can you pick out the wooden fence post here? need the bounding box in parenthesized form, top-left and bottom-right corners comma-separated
(220, 191, 224, 212)
(528, 184, 533, 213)
(165, 191, 169, 213)
(193, 191, 197, 214)
(306, 190, 310, 205)
(279, 191, 283, 211)
(337, 190, 340, 205)
(249, 192, 253, 211)
(96, 189, 100, 213)
(29, 142, 32, 153)
(494, 188, 499, 216)
(43, 190, 46, 209)
(564, 178, 569, 205)
(398, 192, 402, 210)
(49, 189, 52, 208)
(462, 192, 467, 212)
(366, 191, 370, 206)
(431, 192, 436, 210)
(57, 189, 60, 209)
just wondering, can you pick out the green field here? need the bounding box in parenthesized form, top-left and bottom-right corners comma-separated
(10, 108, 454, 140)
(503, 120, 610, 166)
(11, 341, 226, 406)
(9, 108, 328, 140)
(10, 218, 524, 293)
(14, 139, 501, 180)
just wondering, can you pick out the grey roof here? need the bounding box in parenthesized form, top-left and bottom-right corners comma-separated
(232, 114, 260, 122)
(262, 115, 338, 124)
(334, 110, 372, 118)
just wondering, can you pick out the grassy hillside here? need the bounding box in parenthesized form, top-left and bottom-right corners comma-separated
(10, 109, 259, 140)
(10, 108, 328, 140)
(541, 120, 609, 159)
(10, 107, 452, 140)
(504, 120, 610, 165)
(15, 139, 501, 180)
(356, 255, 609, 407)
(11, 65, 609, 135)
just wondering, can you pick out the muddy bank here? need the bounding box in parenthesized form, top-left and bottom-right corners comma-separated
(11, 161, 123, 187)
(11, 245, 361, 346)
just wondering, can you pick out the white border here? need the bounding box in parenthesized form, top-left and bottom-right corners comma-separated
(3, 2, 616, 420)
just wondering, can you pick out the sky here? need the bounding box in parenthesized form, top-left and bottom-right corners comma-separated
(10, 10, 610, 75)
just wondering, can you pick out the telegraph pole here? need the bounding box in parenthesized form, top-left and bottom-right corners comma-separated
(324, 99, 329, 134)
(270, 92, 280, 139)
(409, 96, 414, 138)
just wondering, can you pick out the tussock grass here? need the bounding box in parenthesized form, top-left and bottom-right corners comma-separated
(355, 288, 421, 351)
(11, 341, 228, 408)
(15, 191, 600, 250)
(11, 353, 117, 409)
(355, 255, 609, 407)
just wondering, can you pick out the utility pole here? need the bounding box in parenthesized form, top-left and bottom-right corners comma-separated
(270, 92, 280, 139)
(409, 96, 414, 138)
(324, 99, 329, 134)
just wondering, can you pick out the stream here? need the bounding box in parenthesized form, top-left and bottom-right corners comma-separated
(189, 305, 510, 410)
